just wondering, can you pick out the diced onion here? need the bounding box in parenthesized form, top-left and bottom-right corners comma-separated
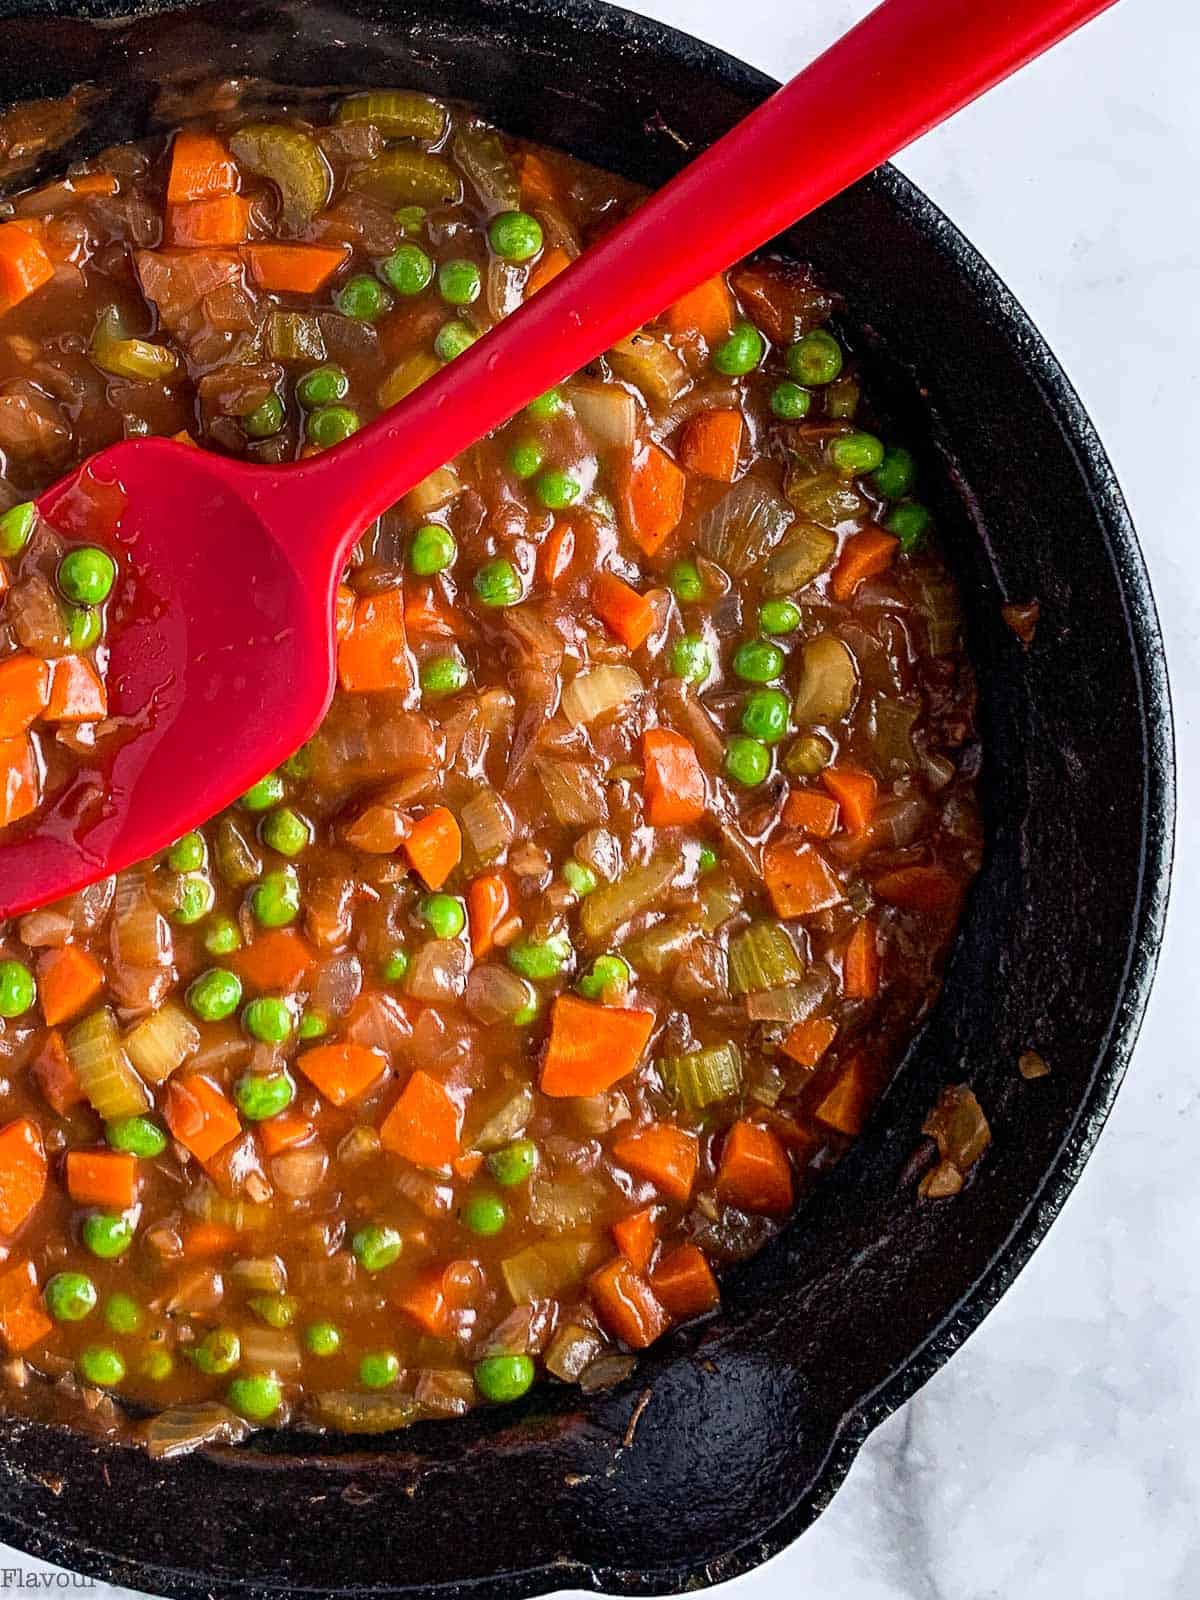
(143, 1402, 250, 1460)
(474, 1087, 534, 1151)
(698, 478, 793, 577)
(792, 635, 858, 724)
(123, 1002, 199, 1084)
(761, 523, 836, 594)
(460, 787, 514, 861)
(228, 1257, 287, 1295)
(405, 940, 469, 1004)
(465, 965, 534, 1026)
(568, 379, 638, 448)
(271, 1144, 329, 1199)
(110, 870, 173, 969)
(404, 465, 461, 516)
(581, 856, 678, 945)
(544, 1321, 604, 1381)
(266, 310, 326, 364)
(501, 1237, 601, 1303)
(240, 1325, 302, 1373)
(561, 664, 642, 728)
(745, 969, 832, 1023)
(309, 1391, 421, 1433)
(607, 332, 688, 406)
(534, 757, 608, 828)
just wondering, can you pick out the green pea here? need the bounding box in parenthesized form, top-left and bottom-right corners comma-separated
(172, 875, 214, 925)
(697, 845, 719, 875)
(82, 1212, 133, 1260)
(381, 950, 409, 983)
(65, 605, 102, 652)
(769, 380, 812, 420)
(242, 998, 293, 1045)
(486, 1139, 538, 1188)
(227, 1373, 282, 1421)
(420, 654, 469, 698)
(420, 893, 466, 940)
(741, 687, 791, 744)
(669, 560, 703, 603)
(58, 546, 116, 605)
(167, 831, 206, 873)
(576, 953, 630, 1002)
(78, 1346, 125, 1387)
(535, 468, 581, 510)
(44, 1271, 97, 1323)
(508, 440, 544, 480)
(786, 329, 843, 386)
(870, 445, 916, 500)
(724, 735, 771, 787)
(410, 523, 456, 576)
(394, 204, 426, 234)
(306, 404, 361, 448)
(244, 394, 284, 439)
(0, 500, 35, 557)
(241, 773, 285, 812)
(192, 1327, 240, 1376)
(305, 1320, 341, 1357)
(104, 1292, 142, 1335)
(296, 365, 349, 409)
(828, 431, 885, 477)
(251, 867, 301, 928)
(462, 1192, 507, 1236)
(261, 807, 311, 858)
(352, 1222, 402, 1274)
(562, 860, 597, 897)
(187, 966, 243, 1022)
(885, 500, 932, 553)
(712, 320, 765, 376)
(759, 598, 801, 635)
(784, 732, 833, 777)
(433, 319, 479, 362)
(248, 1294, 296, 1329)
(0, 960, 35, 1018)
(511, 986, 540, 1027)
(437, 258, 482, 307)
(472, 558, 523, 608)
(235, 1070, 295, 1121)
(140, 1349, 174, 1382)
(474, 1352, 535, 1403)
(507, 933, 571, 982)
(298, 1009, 328, 1040)
(335, 273, 392, 322)
(526, 388, 563, 421)
(489, 210, 544, 262)
(668, 634, 711, 685)
(359, 1350, 400, 1388)
(380, 241, 434, 296)
(106, 1115, 167, 1159)
(732, 638, 785, 683)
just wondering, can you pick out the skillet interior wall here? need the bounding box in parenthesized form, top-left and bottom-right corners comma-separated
(0, 2, 1169, 1596)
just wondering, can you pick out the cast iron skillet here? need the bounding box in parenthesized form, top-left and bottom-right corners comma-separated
(0, 0, 1174, 1594)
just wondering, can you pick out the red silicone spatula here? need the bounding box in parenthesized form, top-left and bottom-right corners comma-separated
(0, 0, 1117, 916)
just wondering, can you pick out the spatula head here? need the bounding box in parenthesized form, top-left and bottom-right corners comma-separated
(0, 438, 338, 917)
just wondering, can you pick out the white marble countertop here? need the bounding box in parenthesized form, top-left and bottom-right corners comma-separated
(9, 0, 1197, 1595)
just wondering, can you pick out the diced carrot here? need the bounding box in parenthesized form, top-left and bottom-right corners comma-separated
(243, 242, 349, 294)
(820, 765, 877, 835)
(872, 864, 964, 915)
(642, 727, 706, 827)
(762, 839, 844, 919)
(782, 788, 840, 838)
(813, 1052, 874, 1135)
(0, 735, 40, 828)
(524, 246, 572, 298)
(651, 1243, 720, 1319)
(468, 871, 512, 958)
(781, 1015, 837, 1069)
(677, 408, 743, 482)
(258, 1111, 315, 1157)
(405, 805, 461, 890)
(612, 1206, 657, 1274)
(0, 221, 54, 315)
(716, 1120, 793, 1215)
(452, 1150, 483, 1180)
(338, 587, 412, 693)
(587, 1255, 668, 1349)
(297, 1042, 387, 1108)
(517, 150, 560, 208)
(335, 583, 356, 642)
(612, 1122, 698, 1205)
(403, 580, 468, 639)
(45, 656, 106, 723)
(166, 128, 238, 204)
(538, 518, 575, 590)
(541, 995, 655, 1098)
(843, 917, 879, 999)
(830, 528, 900, 603)
(67, 173, 119, 199)
(615, 439, 686, 556)
(166, 194, 253, 248)
(0, 1259, 52, 1353)
(172, 430, 198, 448)
(232, 928, 315, 992)
(162, 1076, 241, 1165)
(0, 1118, 46, 1236)
(181, 1221, 237, 1258)
(0, 654, 49, 737)
(31, 1029, 85, 1115)
(379, 1069, 463, 1171)
(65, 1149, 137, 1209)
(593, 569, 656, 651)
(664, 275, 735, 346)
(37, 944, 103, 1027)
(393, 1261, 454, 1337)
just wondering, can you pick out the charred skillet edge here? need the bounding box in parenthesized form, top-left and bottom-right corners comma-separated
(0, 0, 1175, 1595)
